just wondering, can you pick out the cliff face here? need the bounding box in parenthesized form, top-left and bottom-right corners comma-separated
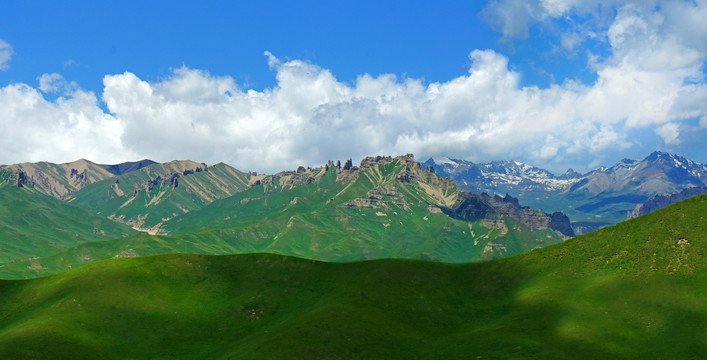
(445, 192, 575, 237)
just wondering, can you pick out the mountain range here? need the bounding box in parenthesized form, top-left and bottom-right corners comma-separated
(0, 154, 572, 279)
(1, 151, 704, 279)
(423, 151, 707, 233)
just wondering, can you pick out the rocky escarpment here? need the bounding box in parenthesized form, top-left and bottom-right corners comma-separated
(445, 192, 574, 237)
(130, 164, 208, 197)
(629, 185, 707, 219)
(249, 155, 401, 188)
(342, 188, 410, 211)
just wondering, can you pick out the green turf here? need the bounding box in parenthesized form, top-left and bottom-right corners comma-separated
(0, 184, 136, 267)
(0, 195, 704, 359)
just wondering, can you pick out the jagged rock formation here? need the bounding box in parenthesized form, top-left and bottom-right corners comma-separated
(629, 186, 707, 219)
(444, 192, 575, 237)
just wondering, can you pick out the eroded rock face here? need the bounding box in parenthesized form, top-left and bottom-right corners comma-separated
(445, 192, 575, 237)
(550, 212, 575, 237)
(360, 156, 393, 170)
(342, 189, 406, 211)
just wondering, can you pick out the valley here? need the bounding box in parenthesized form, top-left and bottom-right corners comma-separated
(0, 194, 704, 359)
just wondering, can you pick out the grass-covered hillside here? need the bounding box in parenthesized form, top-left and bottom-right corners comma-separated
(0, 184, 136, 267)
(0, 195, 704, 359)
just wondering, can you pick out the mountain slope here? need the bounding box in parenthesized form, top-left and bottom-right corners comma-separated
(104, 159, 157, 175)
(69, 161, 251, 232)
(0, 195, 704, 359)
(0, 184, 136, 267)
(0, 155, 569, 279)
(0, 159, 117, 200)
(425, 151, 707, 233)
(0, 159, 156, 200)
(161, 155, 567, 261)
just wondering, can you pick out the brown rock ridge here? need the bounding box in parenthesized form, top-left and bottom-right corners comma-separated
(1, 159, 116, 199)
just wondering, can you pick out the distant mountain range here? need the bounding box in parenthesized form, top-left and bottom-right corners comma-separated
(2, 150, 704, 278)
(423, 151, 707, 233)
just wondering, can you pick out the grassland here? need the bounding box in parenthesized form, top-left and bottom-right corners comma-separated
(0, 195, 704, 359)
(0, 184, 136, 266)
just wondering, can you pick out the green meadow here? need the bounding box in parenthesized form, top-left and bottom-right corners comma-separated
(0, 195, 704, 359)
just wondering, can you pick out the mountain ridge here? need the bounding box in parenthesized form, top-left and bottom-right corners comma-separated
(424, 151, 707, 233)
(0, 154, 572, 279)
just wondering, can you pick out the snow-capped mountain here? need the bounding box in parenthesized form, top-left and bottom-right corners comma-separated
(424, 157, 582, 194)
(424, 151, 707, 234)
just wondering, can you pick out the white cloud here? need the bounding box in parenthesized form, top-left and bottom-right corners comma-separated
(0, 83, 136, 165)
(37, 73, 74, 94)
(0, 1, 705, 173)
(560, 32, 583, 51)
(0, 39, 13, 71)
(655, 122, 680, 144)
(38, 73, 63, 93)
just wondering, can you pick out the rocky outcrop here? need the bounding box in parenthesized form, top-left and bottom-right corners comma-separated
(336, 156, 397, 182)
(342, 189, 408, 211)
(550, 212, 575, 237)
(15, 170, 34, 188)
(445, 192, 574, 237)
(359, 155, 393, 170)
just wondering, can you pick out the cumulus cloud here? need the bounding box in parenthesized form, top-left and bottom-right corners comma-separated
(0, 0, 705, 173)
(0, 39, 13, 70)
(655, 123, 680, 144)
(0, 83, 136, 165)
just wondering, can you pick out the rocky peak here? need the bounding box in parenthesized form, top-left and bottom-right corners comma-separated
(559, 168, 583, 180)
(359, 155, 394, 170)
(445, 192, 574, 237)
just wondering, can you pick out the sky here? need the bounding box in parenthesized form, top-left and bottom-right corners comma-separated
(0, 0, 705, 174)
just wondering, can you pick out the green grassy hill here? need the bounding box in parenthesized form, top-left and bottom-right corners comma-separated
(0, 185, 136, 267)
(0, 195, 704, 359)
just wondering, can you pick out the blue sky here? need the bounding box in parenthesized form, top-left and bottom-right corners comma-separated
(0, 0, 705, 173)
